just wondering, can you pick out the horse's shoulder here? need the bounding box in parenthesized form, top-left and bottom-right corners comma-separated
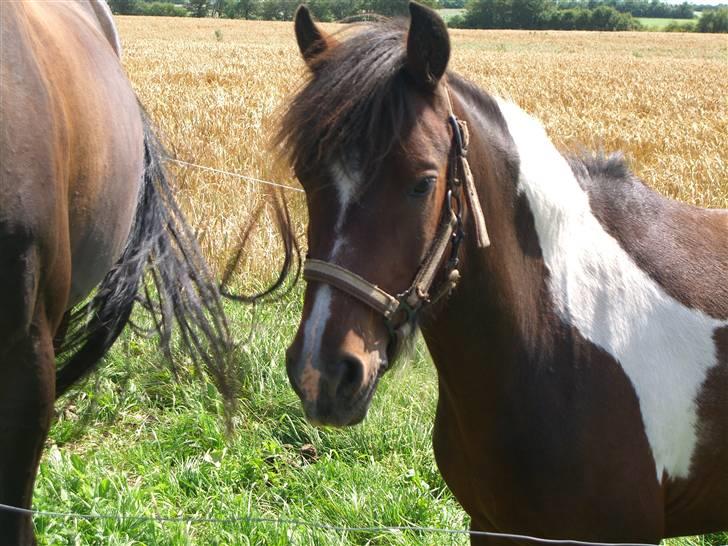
(571, 152, 728, 319)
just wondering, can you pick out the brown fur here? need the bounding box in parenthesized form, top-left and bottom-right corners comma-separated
(1, 3, 234, 543)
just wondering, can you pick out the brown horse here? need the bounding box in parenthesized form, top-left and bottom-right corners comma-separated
(280, 3, 728, 543)
(1, 2, 236, 543)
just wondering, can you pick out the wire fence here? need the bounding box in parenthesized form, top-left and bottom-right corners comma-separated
(0, 502, 661, 546)
(165, 158, 304, 193)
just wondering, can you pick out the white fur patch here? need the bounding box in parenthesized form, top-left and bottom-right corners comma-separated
(330, 161, 361, 232)
(300, 161, 363, 376)
(496, 98, 727, 481)
(300, 285, 332, 398)
(328, 160, 364, 260)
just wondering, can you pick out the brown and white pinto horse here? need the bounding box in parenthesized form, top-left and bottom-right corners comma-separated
(280, 3, 728, 543)
(1, 2, 234, 543)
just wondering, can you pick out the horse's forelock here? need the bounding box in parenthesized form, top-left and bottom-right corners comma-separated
(276, 20, 424, 180)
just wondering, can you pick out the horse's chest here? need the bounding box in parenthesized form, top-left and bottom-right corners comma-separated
(432, 375, 666, 535)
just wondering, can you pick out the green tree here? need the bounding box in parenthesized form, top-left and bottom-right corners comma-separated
(675, 2, 695, 18)
(551, 7, 580, 29)
(188, 0, 208, 17)
(259, 0, 296, 20)
(108, 0, 138, 15)
(664, 19, 696, 31)
(462, 0, 513, 28)
(138, 1, 188, 15)
(361, 0, 439, 17)
(221, 0, 259, 19)
(590, 5, 617, 28)
(511, 0, 552, 28)
(697, 7, 728, 32)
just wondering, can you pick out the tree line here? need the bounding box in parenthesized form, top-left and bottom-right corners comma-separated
(109, 0, 437, 19)
(450, 0, 642, 29)
(557, 0, 694, 18)
(451, 0, 727, 31)
(108, 0, 728, 32)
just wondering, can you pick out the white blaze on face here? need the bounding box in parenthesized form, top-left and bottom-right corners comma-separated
(330, 160, 361, 230)
(496, 98, 728, 481)
(299, 160, 365, 397)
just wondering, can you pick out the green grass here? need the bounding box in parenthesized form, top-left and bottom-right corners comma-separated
(36, 294, 466, 544)
(35, 291, 728, 544)
(637, 17, 696, 30)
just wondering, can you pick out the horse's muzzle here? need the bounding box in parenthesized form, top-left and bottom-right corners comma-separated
(285, 346, 385, 427)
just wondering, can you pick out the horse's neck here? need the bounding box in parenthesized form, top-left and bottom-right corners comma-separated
(435, 87, 726, 354)
(424, 88, 728, 483)
(424, 86, 560, 368)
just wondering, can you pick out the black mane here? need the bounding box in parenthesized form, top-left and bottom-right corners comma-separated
(276, 20, 423, 177)
(568, 152, 633, 184)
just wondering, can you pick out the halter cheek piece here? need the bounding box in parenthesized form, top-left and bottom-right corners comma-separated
(303, 87, 490, 354)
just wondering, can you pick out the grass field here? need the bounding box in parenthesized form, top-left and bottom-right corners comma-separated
(637, 17, 697, 30)
(115, 17, 727, 277)
(34, 17, 728, 545)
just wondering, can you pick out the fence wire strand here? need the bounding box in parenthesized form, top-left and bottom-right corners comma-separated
(0, 502, 659, 546)
(165, 158, 304, 193)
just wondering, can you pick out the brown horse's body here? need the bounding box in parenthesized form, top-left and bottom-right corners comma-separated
(426, 77, 728, 542)
(1, 2, 141, 541)
(2, 0, 143, 312)
(1, 3, 231, 543)
(425, 77, 728, 541)
(282, 4, 728, 543)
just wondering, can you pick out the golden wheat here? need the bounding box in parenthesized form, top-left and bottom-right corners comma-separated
(117, 17, 727, 276)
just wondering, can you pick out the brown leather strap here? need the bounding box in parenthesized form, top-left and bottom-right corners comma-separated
(403, 208, 459, 309)
(447, 94, 490, 249)
(304, 204, 458, 324)
(304, 259, 400, 318)
(461, 149, 490, 248)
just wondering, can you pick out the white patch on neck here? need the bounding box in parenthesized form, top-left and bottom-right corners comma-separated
(495, 98, 727, 481)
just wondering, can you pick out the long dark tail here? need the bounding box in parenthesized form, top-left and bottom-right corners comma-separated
(55, 109, 235, 409)
(220, 192, 301, 304)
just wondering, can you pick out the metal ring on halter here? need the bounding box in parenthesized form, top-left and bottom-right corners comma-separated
(448, 114, 464, 155)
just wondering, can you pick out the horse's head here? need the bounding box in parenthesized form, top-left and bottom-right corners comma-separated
(280, 3, 466, 426)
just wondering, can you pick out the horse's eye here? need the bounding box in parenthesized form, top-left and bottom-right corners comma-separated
(410, 176, 435, 197)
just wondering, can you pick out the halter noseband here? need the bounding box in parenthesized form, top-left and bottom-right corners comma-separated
(303, 87, 490, 353)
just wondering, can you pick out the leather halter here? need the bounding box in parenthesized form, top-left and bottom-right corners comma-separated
(303, 87, 490, 352)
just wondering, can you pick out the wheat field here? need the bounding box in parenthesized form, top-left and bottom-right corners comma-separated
(117, 17, 727, 276)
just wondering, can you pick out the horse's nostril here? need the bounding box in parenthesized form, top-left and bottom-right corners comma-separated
(333, 353, 365, 397)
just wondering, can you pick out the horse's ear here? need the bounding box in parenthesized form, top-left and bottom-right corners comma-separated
(406, 1, 451, 91)
(295, 5, 334, 66)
